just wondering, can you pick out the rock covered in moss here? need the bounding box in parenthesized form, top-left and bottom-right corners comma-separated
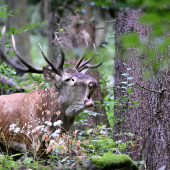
(76, 154, 138, 170)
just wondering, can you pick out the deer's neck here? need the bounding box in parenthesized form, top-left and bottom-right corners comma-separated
(39, 86, 83, 133)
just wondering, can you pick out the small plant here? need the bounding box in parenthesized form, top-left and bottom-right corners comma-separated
(99, 73, 114, 127)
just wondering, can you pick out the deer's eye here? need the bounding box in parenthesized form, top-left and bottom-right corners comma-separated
(65, 78, 75, 82)
(65, 78, 71, 82)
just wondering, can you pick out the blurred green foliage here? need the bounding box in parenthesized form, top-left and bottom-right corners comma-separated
(117, 0, 170, 79)
(90, 0, 112, 7)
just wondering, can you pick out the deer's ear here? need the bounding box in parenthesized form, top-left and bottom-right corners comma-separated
(43, 67, 61, 83)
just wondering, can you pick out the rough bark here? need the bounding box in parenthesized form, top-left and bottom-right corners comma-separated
(114, 9, 170, 169)
(114, 9, 149, 163)
(47, 1, 109, 127)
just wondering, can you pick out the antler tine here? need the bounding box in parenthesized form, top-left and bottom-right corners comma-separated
(78, 55, 94, 70)
(0, 28, 42, 73)
(0, 30, 29, 71)
(78, 52, 103, 72)
(0, 27, 6, 64)
(54, 33, 65, 70)
(74, 42, 95, 70)
(12, 35, 43, 73)
(75, 33, 97, 70)
(74, 54, 86, 70)
(38, 43, 62, 76)
(78, 61, 103, 72)
(1, 27, 6, 55)
(77, 43, 97, 70)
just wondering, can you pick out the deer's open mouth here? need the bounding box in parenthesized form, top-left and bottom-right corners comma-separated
(84, 89, 95, 107)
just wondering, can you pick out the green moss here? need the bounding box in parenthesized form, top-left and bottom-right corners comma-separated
(91, 154, 137, 169)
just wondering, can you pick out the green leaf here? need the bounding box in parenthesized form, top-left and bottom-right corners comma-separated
(64, 63, 71, 66)
(127, 89, 132, 93)
(12, 51, 16, 56)
(59, 29, 63, 32)
(5, 83, 9, 88)
(22, 157, 33, 163)
(10, 27, 17, 33)
(22, 23, 28, 30)
(10, 153, 23, 158)
(133, 101, 139, 104)
(11, 85, 16, 89)
(93, 0, 111, 7)
(34, 76, 40, 81)
(14, 10, 19, 14)
(28, 73, 33, 77)
(42, 20, 47, 24)
(113, 116, 116, 119)
(9, 10, 13, 14)
(99, 79, 105, 82)
(130, 140, 134, 146)
(75, 116, 80, 122)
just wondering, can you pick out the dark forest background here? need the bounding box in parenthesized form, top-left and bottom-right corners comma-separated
(1, 0, 170, 169)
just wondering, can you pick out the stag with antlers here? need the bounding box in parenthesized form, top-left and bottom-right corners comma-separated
(0, 27, 102, 158)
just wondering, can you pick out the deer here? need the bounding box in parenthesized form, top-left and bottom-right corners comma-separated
(0, 27, 102, 158)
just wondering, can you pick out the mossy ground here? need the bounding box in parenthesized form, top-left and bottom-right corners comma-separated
(91, 154, 137, 169)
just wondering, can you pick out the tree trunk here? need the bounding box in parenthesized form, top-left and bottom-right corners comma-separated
(6, 0, 31, 64)
(114, 9, 170, 169)
(47, 1, 109, 128)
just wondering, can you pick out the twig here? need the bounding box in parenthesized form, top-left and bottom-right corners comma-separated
(95, 26, 105, 30)
(108, 35, 115, 39)
(105, 20, 116, 23)
(135, 82, 162, 93)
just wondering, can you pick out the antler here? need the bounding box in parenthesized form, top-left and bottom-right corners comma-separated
(38, 43, 62, 76)
(78, 59, 103, 72)
(1, 26, 102, 75)
(38, 33, 66, 76)
(0, 27, 65, 76)
(54, 33, 65, 70)
(0, 27, 43, 73)
(0, 27, 6, 64)
(74, 44, 103, 72)
(12, 35, 43, 74)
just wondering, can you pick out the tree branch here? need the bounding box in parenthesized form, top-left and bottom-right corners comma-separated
(108, 35, 115, 39)
(95, 26, 105, 30)
(105, 20, 116, 23)
(135, 82, 162, 93)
